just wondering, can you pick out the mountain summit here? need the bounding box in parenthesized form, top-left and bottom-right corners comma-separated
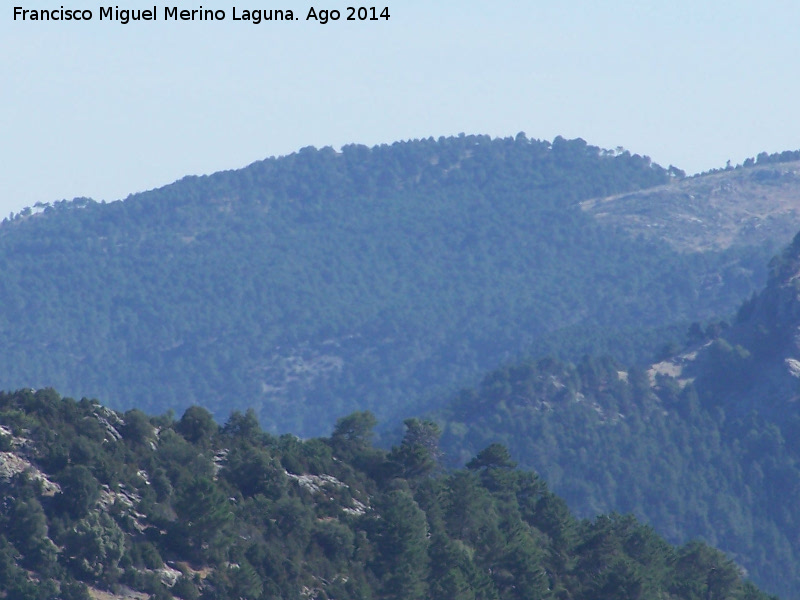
(0, 135, 785, 435)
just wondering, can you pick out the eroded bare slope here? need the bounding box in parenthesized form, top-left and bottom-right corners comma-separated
(582, 161, 800, 252)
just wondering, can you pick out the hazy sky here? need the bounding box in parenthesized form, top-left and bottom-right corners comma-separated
(2, 1, 799, 215)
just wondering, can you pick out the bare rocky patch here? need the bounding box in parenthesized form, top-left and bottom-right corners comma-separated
(582, 161, 800, 252)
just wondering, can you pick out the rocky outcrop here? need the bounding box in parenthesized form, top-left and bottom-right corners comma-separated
(0, 425, 60, 494)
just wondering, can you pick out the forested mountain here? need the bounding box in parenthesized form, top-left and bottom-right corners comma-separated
(0, 389, 776, 600)
(0, 135, 780, 436)
(437, 231, 800, 598)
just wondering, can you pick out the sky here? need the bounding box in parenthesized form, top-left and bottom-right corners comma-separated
(2, 0, 800, 215)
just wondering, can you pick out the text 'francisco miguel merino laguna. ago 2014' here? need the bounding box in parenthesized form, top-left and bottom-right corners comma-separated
(12, 6, 391, 24)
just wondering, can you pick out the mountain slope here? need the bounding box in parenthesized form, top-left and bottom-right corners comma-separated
(0, 135, 777, 436)
(655, 228, 800, 419)
(0, 388, 776, 600)
(438, 355, 798, 597)
(437, 232, 800, 598)
(582, 157, 800, 253)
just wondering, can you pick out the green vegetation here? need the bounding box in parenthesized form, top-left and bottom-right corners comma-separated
(0, 388, 775, 600)
(0, 135, 773, 436)
(436, 335, 800, 597)
(5, 134, 800, 598)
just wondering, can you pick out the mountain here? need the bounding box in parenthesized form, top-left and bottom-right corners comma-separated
(0, 388, 776, 600)
(0, 135, 782, 436)
(642, 226, 800, 421)
(582, 155, 800, 253)
(437, 231, 800, 598)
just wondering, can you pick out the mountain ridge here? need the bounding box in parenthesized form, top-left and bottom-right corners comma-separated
(0, 133, 743, 436)
(582, 159, 800, 253)
(1, 134, 800, 596)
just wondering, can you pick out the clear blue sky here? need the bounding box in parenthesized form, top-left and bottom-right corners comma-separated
(2, 1, 799, 214)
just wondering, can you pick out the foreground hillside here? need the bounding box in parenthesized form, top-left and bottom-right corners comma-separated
(438, 231, 800, 598)
(0, 388, 774, 600)
(0, 135, 777, 435)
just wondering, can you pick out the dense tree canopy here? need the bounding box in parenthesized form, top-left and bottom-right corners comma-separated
(0, 135, 774, 436)
(436, 342, 800, 597)
(0, 389, 776, 600)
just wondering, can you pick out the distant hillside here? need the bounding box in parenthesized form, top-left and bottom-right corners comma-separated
(0, 134, 777, 435)
(582, 158, 800, 252)
(438, 231, 800, 598)
(0, 388, 775, 600)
